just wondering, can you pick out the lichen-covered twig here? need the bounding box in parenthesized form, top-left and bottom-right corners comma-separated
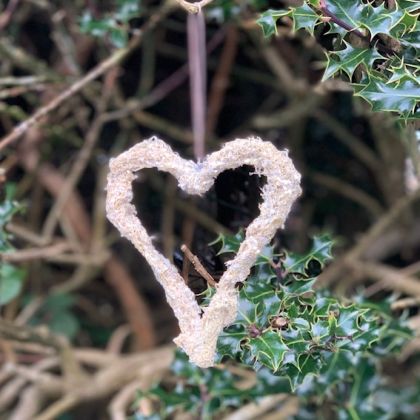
(106, 137, 301, 367)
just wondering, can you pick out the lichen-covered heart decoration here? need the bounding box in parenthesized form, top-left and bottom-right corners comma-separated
(106, 137, 301, 367)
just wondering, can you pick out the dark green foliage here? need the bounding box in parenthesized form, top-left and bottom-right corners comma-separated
(257, 0, 420, 119)
(136, 233, 417, 419)
(133, 350, 255, 419)
(0, 183, 23, 252)
(79, 0, 141, 48)
(214, 234, 411, 391)
(29, 294, 80, 340)
(0, 184, 26, 306)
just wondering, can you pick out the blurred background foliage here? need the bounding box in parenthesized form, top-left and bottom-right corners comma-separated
(0, 0, 419, 419)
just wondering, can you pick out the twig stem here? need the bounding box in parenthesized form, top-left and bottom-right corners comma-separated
(181, 244, 217, 287)
(319, 0, 367, 40)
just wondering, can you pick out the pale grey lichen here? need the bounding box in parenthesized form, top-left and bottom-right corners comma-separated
(106, 137, 301, 367)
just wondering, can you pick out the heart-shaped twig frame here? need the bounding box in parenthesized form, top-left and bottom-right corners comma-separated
(106, 137, 301, 367)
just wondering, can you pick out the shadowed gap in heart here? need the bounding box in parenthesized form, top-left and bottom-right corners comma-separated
(128, 165, 267, 297)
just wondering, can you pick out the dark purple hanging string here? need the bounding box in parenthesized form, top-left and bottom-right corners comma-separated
(187, 11, 207, 160)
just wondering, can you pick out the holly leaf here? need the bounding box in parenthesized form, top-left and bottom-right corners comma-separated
(216, 325, 247, 360)
(257, 9, 287, 38)
(354, 75, 420, 117)
(283, 234, 334, 275)
(334, 305, 365, 337)
(248, 330, 288, 371)
(397, 0, 420, 14)
(324, 0, 402, 39)
(236, 295, 267, 328)
(209, 230, 244, 255)
(323, 42, 383, 80)
(257, 3, 319, 37)
(282, 277, 317, 296)
(289, 3, 320, 34)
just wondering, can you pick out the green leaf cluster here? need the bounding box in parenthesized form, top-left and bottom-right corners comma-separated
(133, 350, 254, 420)
(79, 0, 141, 48)
(0, 184, 26, 306)
(213, 234, 411, 393)
(136, 232, 416, 419)
(258, 1, 420, 119)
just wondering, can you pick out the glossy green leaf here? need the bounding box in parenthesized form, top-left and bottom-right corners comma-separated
(284, 234, 334, 275)
(209, 230, 244, 255)
(323, 43, 383, 80)
(248, 330, 288, 371)
(354, 76, 420, 117)
(0, 263, 25, 305)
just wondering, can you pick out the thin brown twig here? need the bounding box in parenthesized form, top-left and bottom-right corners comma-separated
(391, 297, 420, 311)
(101, 27, 226, 124)
(401, 260, 420, 277)
(181, 215, 196, 284)
(0, 242, 71, 262)
(181, 244, 217, 287)
(318, 0, 367, 40)
(318, 189, 420, 286)
(350, 260, 420, 297)
(206, 25, 238, 137)
(310, 171, 384, 218)
(41, 68, 119, 242)
(0, 0, 20, 30)
(312, 109, 380, 174)
(19, 132, 157, 350)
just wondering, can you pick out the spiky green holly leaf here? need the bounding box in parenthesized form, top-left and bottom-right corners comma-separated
(334, 305, 365, 337)
(257, 4, 319, 37)
(400, 30, 420, 50)
(283, 234, 334, 275)
(236, 295, 267, 329)
(209, 230, 244, 255)
(257, 9, 288, 37)
(283, 353, 322, 391)
(387, 59, 420, 84)
(242, 274, 277, 302)
(288, 3, 319, 34)
(216, 325, 247, 360)
(248, 330, 288, 371)
(323, 42, 383, 80)
(354, 75, 420, 117)
(397, 0, 420, 13)
(323, 0, 403, 39)
(282, 277, 317, 296)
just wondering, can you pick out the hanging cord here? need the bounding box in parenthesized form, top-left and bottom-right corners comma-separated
(187, 11, 207, 160)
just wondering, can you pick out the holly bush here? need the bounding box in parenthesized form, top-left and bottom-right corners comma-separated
(258, 0, 419, 120)
(133, 232, 418, 419)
